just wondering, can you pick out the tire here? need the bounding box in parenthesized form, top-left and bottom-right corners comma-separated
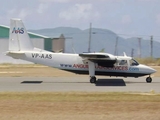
(90, 77, 96, 83)
(146, 77, 152, 83)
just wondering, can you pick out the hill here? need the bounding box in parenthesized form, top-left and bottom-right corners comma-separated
(29, 27, 160, 58)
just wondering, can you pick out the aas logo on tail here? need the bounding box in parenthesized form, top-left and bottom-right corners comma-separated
(12, 27, 24, 34)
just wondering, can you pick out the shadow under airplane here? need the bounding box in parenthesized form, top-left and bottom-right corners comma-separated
(21, 79, 127, 86)
(21, 81, 43, 84)
(95, 79, 126, 86)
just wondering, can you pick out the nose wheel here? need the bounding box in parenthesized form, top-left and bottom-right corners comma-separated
(90, 76, 97, 83)
(146, 76, 152, 83)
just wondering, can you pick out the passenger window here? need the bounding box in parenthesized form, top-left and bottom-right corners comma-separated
(119, 60, 127, 66)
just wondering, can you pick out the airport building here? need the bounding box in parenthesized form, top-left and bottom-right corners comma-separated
(0, 25, 65, 63)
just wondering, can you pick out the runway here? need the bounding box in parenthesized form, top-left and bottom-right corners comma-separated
(0, 76, 160, 92)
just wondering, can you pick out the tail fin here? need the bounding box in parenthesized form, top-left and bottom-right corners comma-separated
(9, 18, 33, 51)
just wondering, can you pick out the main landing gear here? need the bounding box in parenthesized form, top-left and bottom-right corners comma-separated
(90, 76, 97, 83)
(146, 76, 152, 83)
(88, 61, 96, 84)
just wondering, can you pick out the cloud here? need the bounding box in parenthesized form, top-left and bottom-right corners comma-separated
(121, 15, 132, 24)
(18, 9, 31, 19)
(4, 2, 49, 22)
(37, 3, 49, 14)
(137, 0, 153, 1)
(59, 3, 100, 21)
(40, 0, 123, 2)
(7, 8, 31, 20)
(156, 14, 160, 25)
(8, 9, 17, 15)
(39, 0, 71, 3)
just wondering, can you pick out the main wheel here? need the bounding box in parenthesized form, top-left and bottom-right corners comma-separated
(146, 77, 152, 83)
(90, 76, 96, 83)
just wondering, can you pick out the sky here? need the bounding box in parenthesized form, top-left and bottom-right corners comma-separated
(1, 0, 160, 40)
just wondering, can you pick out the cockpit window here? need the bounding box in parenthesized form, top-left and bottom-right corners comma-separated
(130, 59, 139, 66)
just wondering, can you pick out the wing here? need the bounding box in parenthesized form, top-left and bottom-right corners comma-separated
(79, 53, 117, 67)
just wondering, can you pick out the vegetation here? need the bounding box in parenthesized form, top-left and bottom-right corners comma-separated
(0, 92, 159, 102)
(136, 57, 160, 66)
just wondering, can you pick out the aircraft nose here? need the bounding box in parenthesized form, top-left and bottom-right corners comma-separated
(141, 65, 157, 74)
(149, 67, 156, 74)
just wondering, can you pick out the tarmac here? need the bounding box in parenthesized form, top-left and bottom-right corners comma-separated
(0, 76, 160, 92)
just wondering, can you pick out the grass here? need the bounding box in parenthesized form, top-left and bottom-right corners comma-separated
(0, 92, 160, 102)
(0, 92, 160, 120)
(0, 63, 46, 68)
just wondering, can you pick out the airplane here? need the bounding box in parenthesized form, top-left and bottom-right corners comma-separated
(6, 18, 156, 84)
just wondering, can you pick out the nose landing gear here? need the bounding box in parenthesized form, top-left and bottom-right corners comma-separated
(146, 76, 152, 83)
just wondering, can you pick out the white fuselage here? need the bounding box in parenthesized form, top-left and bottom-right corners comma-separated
(8, 51, 156, 77)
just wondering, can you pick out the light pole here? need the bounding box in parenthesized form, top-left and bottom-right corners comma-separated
(88, 23, 92, 53)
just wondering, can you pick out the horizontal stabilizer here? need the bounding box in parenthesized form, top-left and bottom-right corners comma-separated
(6, 51, 25, 54)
